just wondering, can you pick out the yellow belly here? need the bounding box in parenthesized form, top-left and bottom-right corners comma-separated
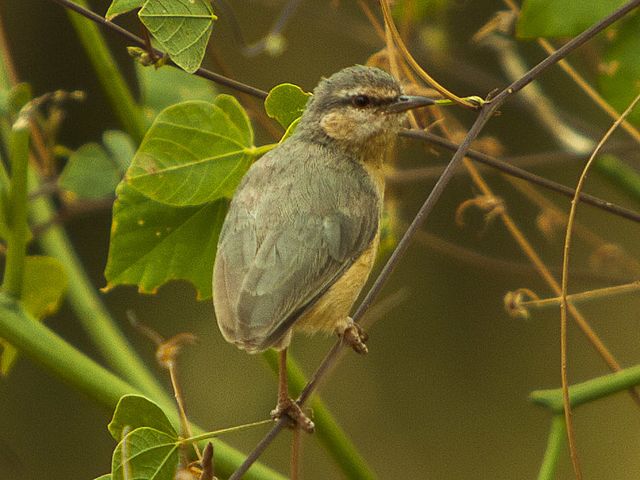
(294, 231, 380, 335)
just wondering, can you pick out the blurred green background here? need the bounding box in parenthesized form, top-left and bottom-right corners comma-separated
(1, 1, 640, 479)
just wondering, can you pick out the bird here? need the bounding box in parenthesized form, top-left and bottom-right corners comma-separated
(213, 65, 434, 432)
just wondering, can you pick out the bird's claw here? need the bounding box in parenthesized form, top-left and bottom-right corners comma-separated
(341, 318, 368, 354)
(271, 398, 315, 433)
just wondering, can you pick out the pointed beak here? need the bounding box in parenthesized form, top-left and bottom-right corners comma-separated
(386, 95, 436, 113)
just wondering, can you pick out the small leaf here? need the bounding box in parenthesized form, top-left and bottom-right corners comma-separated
(137, 63, 217, 125)
(105, 0, 143, 20)
(103, 130, 136, 171)
(599, 14, 640, 125)
(58, 143, 122, 199)
(108, 394, 177, 441)
(21, 256, 67, 319)
(126, 98, 254, 206)
(139, 0, 217, 73)
(517, 0, 627, 38)
(1, 256, 67, 375)
(94, 475, 112, 480)
(264, 83, 311, 129)
(111, 427, 179, 480)
(104, 182, 226, 299)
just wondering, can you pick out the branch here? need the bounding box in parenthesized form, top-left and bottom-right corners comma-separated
(48, 0, 269, 99)
(531, 363, 640, 413)
(230, 0, 640, 475)
(399, 129, 640, 225)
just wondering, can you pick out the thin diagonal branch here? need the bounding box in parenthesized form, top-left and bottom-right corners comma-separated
(230, 0, 640, 476)
(399, 130, 640, 224)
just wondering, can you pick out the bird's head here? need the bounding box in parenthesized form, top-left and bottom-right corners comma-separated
(296, 65, 434, 151)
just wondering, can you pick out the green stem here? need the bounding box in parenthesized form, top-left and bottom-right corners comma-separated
(530, 362, 640, 413)
(263, 350, 378, 480)
(0, 292, 285, 480)
(537, 415, 566, 480)
(2, 121, 30, 298)
(66, 0, 147, 143)
(594, 153, 640, 203)
(27, 167, 169, 403)
(182, 420, 273, 445)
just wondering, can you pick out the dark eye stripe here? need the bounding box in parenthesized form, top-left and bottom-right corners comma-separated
(342, 95, 398, 108)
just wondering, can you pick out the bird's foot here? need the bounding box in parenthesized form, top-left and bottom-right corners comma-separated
(271, 398, 315, 433)
(340, 317, 368, 354)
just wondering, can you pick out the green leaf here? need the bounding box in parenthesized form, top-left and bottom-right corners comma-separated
(137, 63, 216, 124)
(104, 182, 226, 299)
(1, 255, 67, 375)
(108, 394, 177, 441)
(58, 143, 122, 199)
(111, 427, 179, 480)
(138, 0, 217, 73)
(126, 97, 254, 206)
(94, 475, 112, 480)
(599, 13, 640, 125)
(264, 83, 311, 129)
(103, 130, 136, 171)
(517, 0, 627, 38)
(105, 0, 144, 20)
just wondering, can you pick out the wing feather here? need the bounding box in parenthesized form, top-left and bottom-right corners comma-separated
(213, 141, 379, 352)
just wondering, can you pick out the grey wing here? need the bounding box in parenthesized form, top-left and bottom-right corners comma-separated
(213, 156, 378, 352)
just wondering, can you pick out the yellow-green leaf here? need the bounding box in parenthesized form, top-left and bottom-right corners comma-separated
(139, 0, 217, 73)
(126, 97, 254, 206)
(264, 83, 311, 129)
(108, 394, 177, 441)
(111, 427, 179, 480)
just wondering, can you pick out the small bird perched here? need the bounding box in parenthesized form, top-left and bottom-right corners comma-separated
(213, 65, 434, 431)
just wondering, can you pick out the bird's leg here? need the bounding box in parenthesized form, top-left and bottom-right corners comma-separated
(339, 317, 369, 354)
(270, 348, 315, 433)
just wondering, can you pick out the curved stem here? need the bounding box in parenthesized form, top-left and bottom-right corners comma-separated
(537, 415, 566, 480)
(66, 0, 147, 143)
(0, 293, 286, 480)
(531, 363, 640, 413)
(3, 122, 30, 298)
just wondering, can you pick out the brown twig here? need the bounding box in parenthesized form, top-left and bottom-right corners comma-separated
(230, 1, 640, 477)
(559, 92, 640, 480)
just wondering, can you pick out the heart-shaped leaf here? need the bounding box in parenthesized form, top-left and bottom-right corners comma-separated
(139, 0, 217, 73)
(108, 394, 177, 441)
(126, 96, 254, 206)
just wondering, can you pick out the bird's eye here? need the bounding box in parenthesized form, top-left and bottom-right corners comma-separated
(351, 95, 371, 107)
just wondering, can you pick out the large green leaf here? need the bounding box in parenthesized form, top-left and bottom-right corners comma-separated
(111, 427, 179, 480)
(137, 63, 216, 125)
(0, 256, 67, 375)
(108, 395, 177, 441)
(138, 0, 217, 73)
(599, 13, 640, 125)
(104, 182, 226, 299)
(264, 83, 311, 129)
(126, 97, 254, 206)
(105, 0, 143, 20)
(517, 0, 627, 38)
